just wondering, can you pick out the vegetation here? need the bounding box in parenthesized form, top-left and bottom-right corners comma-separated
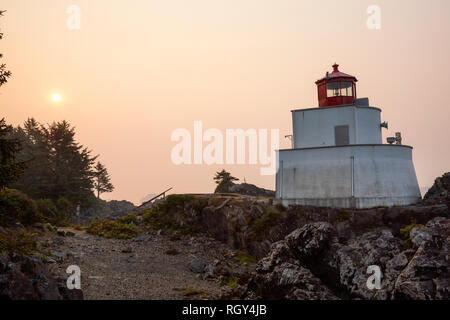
(36, 197, 72, 227)
(236, 250, 257, 265)
(250, 210, 282, 240)
(227, 279, 239, 288)
(87, 219, 142, 239)
(92, 162, 114, 199)
(0, 231, 40, 255)
(0, 188, 41, 226)
(118, 213, 138, 225)
(336, 210, 351, 223)
(142, 194, 206, 233)
(214, 169, 238, 193)
(0, 119, 27, 188)
(0, 11, 11, 89)
(10, 119, 99, 208)
(400, 221, 426, 248)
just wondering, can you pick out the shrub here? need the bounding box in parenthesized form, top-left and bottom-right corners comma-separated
(250, 210, 282, 240)
(87, 219, 141, 239)
(119, 213, 138, 225)
(0, 188, 41, 226)
(0, 231, 40, 255)
(142, 195, 202, 233)
(36, 198, 71, 227)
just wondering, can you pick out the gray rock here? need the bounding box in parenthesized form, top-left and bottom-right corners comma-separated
(190, 258, 206, 273)
(134, 233, 151, 242)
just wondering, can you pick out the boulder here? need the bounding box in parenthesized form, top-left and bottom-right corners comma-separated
(0, 253, 83, 300)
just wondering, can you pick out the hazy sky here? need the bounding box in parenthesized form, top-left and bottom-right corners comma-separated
(1, 0, 449, 204)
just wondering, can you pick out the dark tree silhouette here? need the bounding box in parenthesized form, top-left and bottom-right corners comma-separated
(214, 169, 239, 193)
(92, 161, 114, 199)
(0, 11, 11, 88)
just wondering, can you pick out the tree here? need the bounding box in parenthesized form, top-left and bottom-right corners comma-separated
(214, 169, 239, 193)
(0, 11, 12, 88)
(92, 162, 114, 199)
(12, 119, 98, 207)
(0, 119, 26, 187)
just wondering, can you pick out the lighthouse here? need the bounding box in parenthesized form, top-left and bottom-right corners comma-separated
(275, 64, 421, 209)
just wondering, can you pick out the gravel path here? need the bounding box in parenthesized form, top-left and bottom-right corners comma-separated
(51, 229, 233, 300)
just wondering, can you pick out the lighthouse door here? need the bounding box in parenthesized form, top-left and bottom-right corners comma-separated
(335, 125, 349, 146)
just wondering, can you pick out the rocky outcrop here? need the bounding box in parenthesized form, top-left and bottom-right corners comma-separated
(78, 200, 136, 222)
(228, 183, 275, 198)
(243, 218, 450, 300)
(423, 172, 450, 206)
(393, 217, 450, 299)
(0, 253, 83, 300)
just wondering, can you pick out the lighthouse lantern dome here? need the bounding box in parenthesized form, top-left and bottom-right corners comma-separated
(315, 64, 358, 107)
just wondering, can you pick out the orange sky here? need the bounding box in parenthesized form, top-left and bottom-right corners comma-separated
(1, 0, 449, 204)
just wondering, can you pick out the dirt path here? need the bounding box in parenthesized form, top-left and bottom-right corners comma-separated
(50, 229, 235, 300)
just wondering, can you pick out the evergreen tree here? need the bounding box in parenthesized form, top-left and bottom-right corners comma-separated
(92, 162, 114, 199)
(12, 119, 98, 207)
(214, 169, 239, 193)
(0, 11, 12, 88)
(0, 119, 26, 187)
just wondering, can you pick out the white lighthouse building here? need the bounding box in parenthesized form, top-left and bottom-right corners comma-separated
(275, 64, 421, 209)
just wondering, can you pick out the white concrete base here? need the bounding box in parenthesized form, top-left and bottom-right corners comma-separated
(276, 144, 422, 209)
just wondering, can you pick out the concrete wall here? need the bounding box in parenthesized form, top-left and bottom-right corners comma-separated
(292, 105, 382, 149)
(275, 145, 421, 209)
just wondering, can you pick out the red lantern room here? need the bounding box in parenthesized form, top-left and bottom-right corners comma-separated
(315, 64, 358, 107)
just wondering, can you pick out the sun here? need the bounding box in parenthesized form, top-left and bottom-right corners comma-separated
(52, 93, 62, 103)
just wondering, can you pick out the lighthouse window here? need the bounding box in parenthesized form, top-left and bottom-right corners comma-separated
(340, 82, 354, 97)
(326, 82, 340, 97)
(326, 82, 354, 97)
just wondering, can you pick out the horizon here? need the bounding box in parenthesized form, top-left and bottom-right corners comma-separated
(1, 0, 450, 204)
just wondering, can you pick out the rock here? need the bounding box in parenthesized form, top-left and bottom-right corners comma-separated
(133, 233, 151, 242)
(423, 172, 450, 206)
(202, 264, 216, 280)
(31, 223, 46, 232)
(228, 183, 275, 198)
(246, 261, 338, 300)
(393, 218, 450, 300)
(0, 253, 83, 300)
(165, 248, 180, 255)
(65, 231, 75, 237)
(52, 251, 67, 262)
(57, 231, 66, 237)
(121, 247, 133, 254)
(190, 258, 206, 274)
(285, 222, 336, 261)
(44, 257, 57, 264)
(52, 236, 65, 246)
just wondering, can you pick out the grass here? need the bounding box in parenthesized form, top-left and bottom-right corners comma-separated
(227, 279, 239, 288)
(87, 219, 142, 239)
(250, 210, 282, 240)
(236, 250, 257, 265)
(400, 220, 426, 248)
